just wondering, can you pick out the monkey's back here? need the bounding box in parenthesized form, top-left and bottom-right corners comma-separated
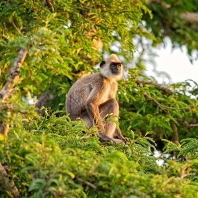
(66, 73, 104, 120)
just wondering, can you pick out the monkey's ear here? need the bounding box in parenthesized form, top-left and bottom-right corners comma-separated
(100, 61, 105, 67)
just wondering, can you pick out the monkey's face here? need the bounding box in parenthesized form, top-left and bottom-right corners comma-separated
(110, 62, 122, 75)
(100, 61, 123, 81)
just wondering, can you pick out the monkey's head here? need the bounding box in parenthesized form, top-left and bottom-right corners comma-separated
(100, 54, 123, 81)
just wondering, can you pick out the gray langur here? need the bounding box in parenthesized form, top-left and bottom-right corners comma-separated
(66, 54, 125, 143)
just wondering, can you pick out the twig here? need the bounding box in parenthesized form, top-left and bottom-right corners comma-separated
(0, 121, 9, 137)
(45, 0, 54, 12)
(11, 21, 22, 36)
(76, 176, 97, 189)
(172, 123, 179, 145)
(176, 118, 198, 128)
(144, 92, 190, 111)
(136, 80, 173, 95)
(189, 124, 198, 127)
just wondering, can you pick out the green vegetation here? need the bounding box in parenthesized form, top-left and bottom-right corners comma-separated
(0, 0, 198, 197)
(1, 114, 198, 197)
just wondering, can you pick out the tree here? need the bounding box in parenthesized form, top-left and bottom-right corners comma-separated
(1, 0, 198, 197)
(146, 0, 198, 62)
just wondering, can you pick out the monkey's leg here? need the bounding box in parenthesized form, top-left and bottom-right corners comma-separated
(98, 133, 124, 143)
(99, 99, 125, 143)
(79, 99, 125, 143)
(79, 110, 122, 143)
(80, 110, 94, 128)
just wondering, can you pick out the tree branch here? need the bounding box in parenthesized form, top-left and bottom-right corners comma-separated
(149, 0, 198, 22)
(176, 118, 198, 128)
(11, 21, 22, 36)
(0, 48, 29, 137)
(0, 48, 28, 197)
(0, 48, 29, 101)
(42, 0, 54, 12)
(136, 80, 173, 95)
(0, 121, 9, 137)
(0, 164, 20, 198)
(144, 92, 189, 111)
(75, 176, 97, 189)
(148, 0, 171, 8)
(181, 12, 198, 22)
(172, 123, 179, 145)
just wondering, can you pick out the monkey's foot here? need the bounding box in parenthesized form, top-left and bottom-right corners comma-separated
(98, 133, 125, 144)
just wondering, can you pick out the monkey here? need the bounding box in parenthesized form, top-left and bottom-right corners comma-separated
(66, 54, 125, 143)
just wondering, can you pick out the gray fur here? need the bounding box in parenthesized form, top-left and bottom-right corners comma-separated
(66, 54, 125, 143)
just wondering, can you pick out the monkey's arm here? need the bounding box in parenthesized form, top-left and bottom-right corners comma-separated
(85, 100, 105, 132)
(85, 87, 107, 133)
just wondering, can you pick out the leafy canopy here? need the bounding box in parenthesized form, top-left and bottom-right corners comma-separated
(1, 0, 198, 197)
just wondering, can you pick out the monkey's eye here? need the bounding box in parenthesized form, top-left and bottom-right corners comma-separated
(110, 63, 116, 68)
(112, 63, 121, 67)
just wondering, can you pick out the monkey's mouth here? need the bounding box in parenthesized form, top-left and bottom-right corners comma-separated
(112, 69, 121, 74)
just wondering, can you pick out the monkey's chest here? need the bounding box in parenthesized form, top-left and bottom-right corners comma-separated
(100, 85, 115, 104)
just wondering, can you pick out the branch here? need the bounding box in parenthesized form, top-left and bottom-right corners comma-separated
(136, 80, 173, 95)
(0, 48, 29, 101)
(181, 12, 198, 22)
(0, 48, 28, 196)
(45, 0, 54, 12)
(0, 164, 20, 198)
(149, 0, 198, 22)
(176, 118, 198, 128)
(172, 122, 179, 159)
(0, 121, 9, 137)
(148, 0, 171, 8)
(0, 48, 29, 136)
(172, 123, 179, 145)
(75, 176, 97, 189)
(11, 21, 22, 36)
(144, 92, 190, 111)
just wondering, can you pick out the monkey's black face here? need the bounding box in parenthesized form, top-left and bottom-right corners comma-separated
(110, 62, 122, 74)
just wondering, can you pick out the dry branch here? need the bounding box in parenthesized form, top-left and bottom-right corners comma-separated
(0, 48, 29, 101)
(0, 47, 29, 136)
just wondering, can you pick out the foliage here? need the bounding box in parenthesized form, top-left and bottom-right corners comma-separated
(1, 115, 198, 197)
(144, 0, 198, 62)
(0, 0, 197, 145)
(1, 0, 198, 197)
(118, 68, 198, 148)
